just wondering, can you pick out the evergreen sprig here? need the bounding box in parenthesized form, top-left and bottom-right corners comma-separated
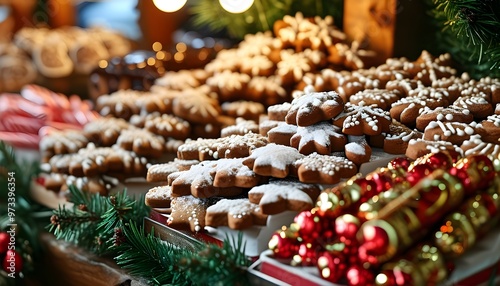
(0, 141, 49, 278)
(189, 0, 343, 39)
(427, 0, 500, 77)
(49, 185, 252, 285)
(47, 185, 149, 255)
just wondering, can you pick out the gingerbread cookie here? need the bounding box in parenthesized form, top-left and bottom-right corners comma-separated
(216, 133, 269, 159)
(243, 143, 304, 178)
(345, 138, 372, 166)
(246, 76, 290, 106)
(220, 118, 259, 137)
(40, 129, 89, 162)
(155, 69, 207, 90)
(83, 117, 131, 146)
(290, 121, 347, 155)
(267, 122, 297, 146)
(206, 71, 251, 102)
(96, 89, 141, 120)
(172, 85, 222, 124)
(147, 159, 199, 182)
(168, 159, 259, 198)
(294, 153, 358, 185)
(453, 96, 494, 120)
(285, 91, 344, 126)
(248, 178, 321, 215)
(168, 196, 216, 232)
(460, 135, 500, 161)
(145, 185, 173, 208)
(116, 128, 165, 158)
(267, 102, 292, 121)
(221, 100, 265, 122)
(476, 114, 500, 144)
(205, 198, 268, 230)
(405, 138, 462, 160)
(333, 103, 391, 136)
(423, 121, 477, 145)
(381, 121, 423, 155)
(349, 89, 401, 111)
(415, 106, 474, 131)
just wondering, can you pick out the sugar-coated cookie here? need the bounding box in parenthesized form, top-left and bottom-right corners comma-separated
(243, 143, 304, 178)
(145, 185, 173, 208)
(205, 198, 268, 230)
(405, 138, 462, 160)
(333, 103, 391, 136)
(168, 196, 217, 232)
(294, 153, 358, 184)
(285, 91, 344, 126)
(290, 122, 347, 155)
(248, 178, 321, 215)
(345, 138, 372, 166)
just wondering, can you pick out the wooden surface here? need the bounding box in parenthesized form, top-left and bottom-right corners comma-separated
(38, 233, 147, 286)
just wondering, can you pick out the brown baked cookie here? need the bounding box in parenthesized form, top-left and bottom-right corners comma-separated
(130, 112, 191, 140)
(239, 54, 275, 77)
(205, 198, 268, 230)
(476, 114, 500, 144)
(267, 122, 298, 146)
(243, 143, 304, 178)
(276, 49, 317, 86)
(267, 102, 292, 121)
(259, 119, 284, 136)
(83, 117, 131, 146)
(405, 138, 462, 160)
(495, 103, 500, 115)
(290, 121, 347, 155)
(145, 185, 173, 208)
(460, 135, 500, 161)
(333, 103, 391, 136)
(423, 121, 477, 145)
(116, 128, 165, 158)
(345, 138, 372, 166)
(220, 118, 259, 137)
(285, 91, 344, 126)
(385, 78, 424, 97)
(415, 106, 474, 131)
(177, 138, 220, 161)
(172, 85, 222, 124)
(381, 121, 423, 155)
(206, 71, 251, 102)
(248, 178, 321, 215)
(168, 159, 259, 198)
(40, 129, 89, 162)
(453, 96, 494, 120)
(246, 76, 290, 106)
(168, 196, 216, 232)
(221, 100, 265, 122)
(154, 69, 207, 90)
(349, 89, 401, 111)
(96, 89, 141, 120)
(146, 159, 199, 182)
(216, 133, 269, 159)
(293, 152, 358, 185)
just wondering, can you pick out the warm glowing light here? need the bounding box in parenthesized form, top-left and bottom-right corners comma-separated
(152, 0, 187, 13)
(219, 0, 254, 13)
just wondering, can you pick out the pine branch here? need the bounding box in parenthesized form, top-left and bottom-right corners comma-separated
(48, 185, 150, 255)
(114, 222, 194, 286)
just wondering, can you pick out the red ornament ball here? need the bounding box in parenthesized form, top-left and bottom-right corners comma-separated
(389, 157, 412, 170)
(335, 214, 360, 241)
(268, 229, 299, 259)
(406, 163, 434, 186)
(358, 223, 392, 265)
(2, 249, 23, 274)
(346, 265, 375, 286)
(293, 211, 323, 242)
(296, 242, 321, 266)
(317, 251, 347, 283)
(0, 232, 9, 255)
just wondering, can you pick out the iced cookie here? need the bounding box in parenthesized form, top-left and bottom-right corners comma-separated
(294, 153, 358, 184)
(285, 91, 344, 126)
(243, 143, 304, 178)
(205, 198, 268, 230)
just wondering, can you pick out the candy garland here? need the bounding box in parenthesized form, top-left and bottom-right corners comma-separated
(268, 152, 499, 285)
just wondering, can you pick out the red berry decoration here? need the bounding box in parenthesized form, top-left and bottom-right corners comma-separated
(268, 228, 299, 259)
(317, 251, 347, 283)
(2, 250, 23, 274)
(0, 232, 9, 254)
(346, 265, 375, 286)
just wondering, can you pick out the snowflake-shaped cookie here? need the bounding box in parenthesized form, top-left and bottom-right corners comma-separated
(291, 121, 347, 155)
(242, 143, 305, 178)
(285, 90, 344, 126)
(293, 152, 358, 184)
(333, 102, 391, 136)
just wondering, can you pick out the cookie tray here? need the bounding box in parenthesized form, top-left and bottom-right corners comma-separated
(148, 209, 300, 258)
(247, 227, 500, 286)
